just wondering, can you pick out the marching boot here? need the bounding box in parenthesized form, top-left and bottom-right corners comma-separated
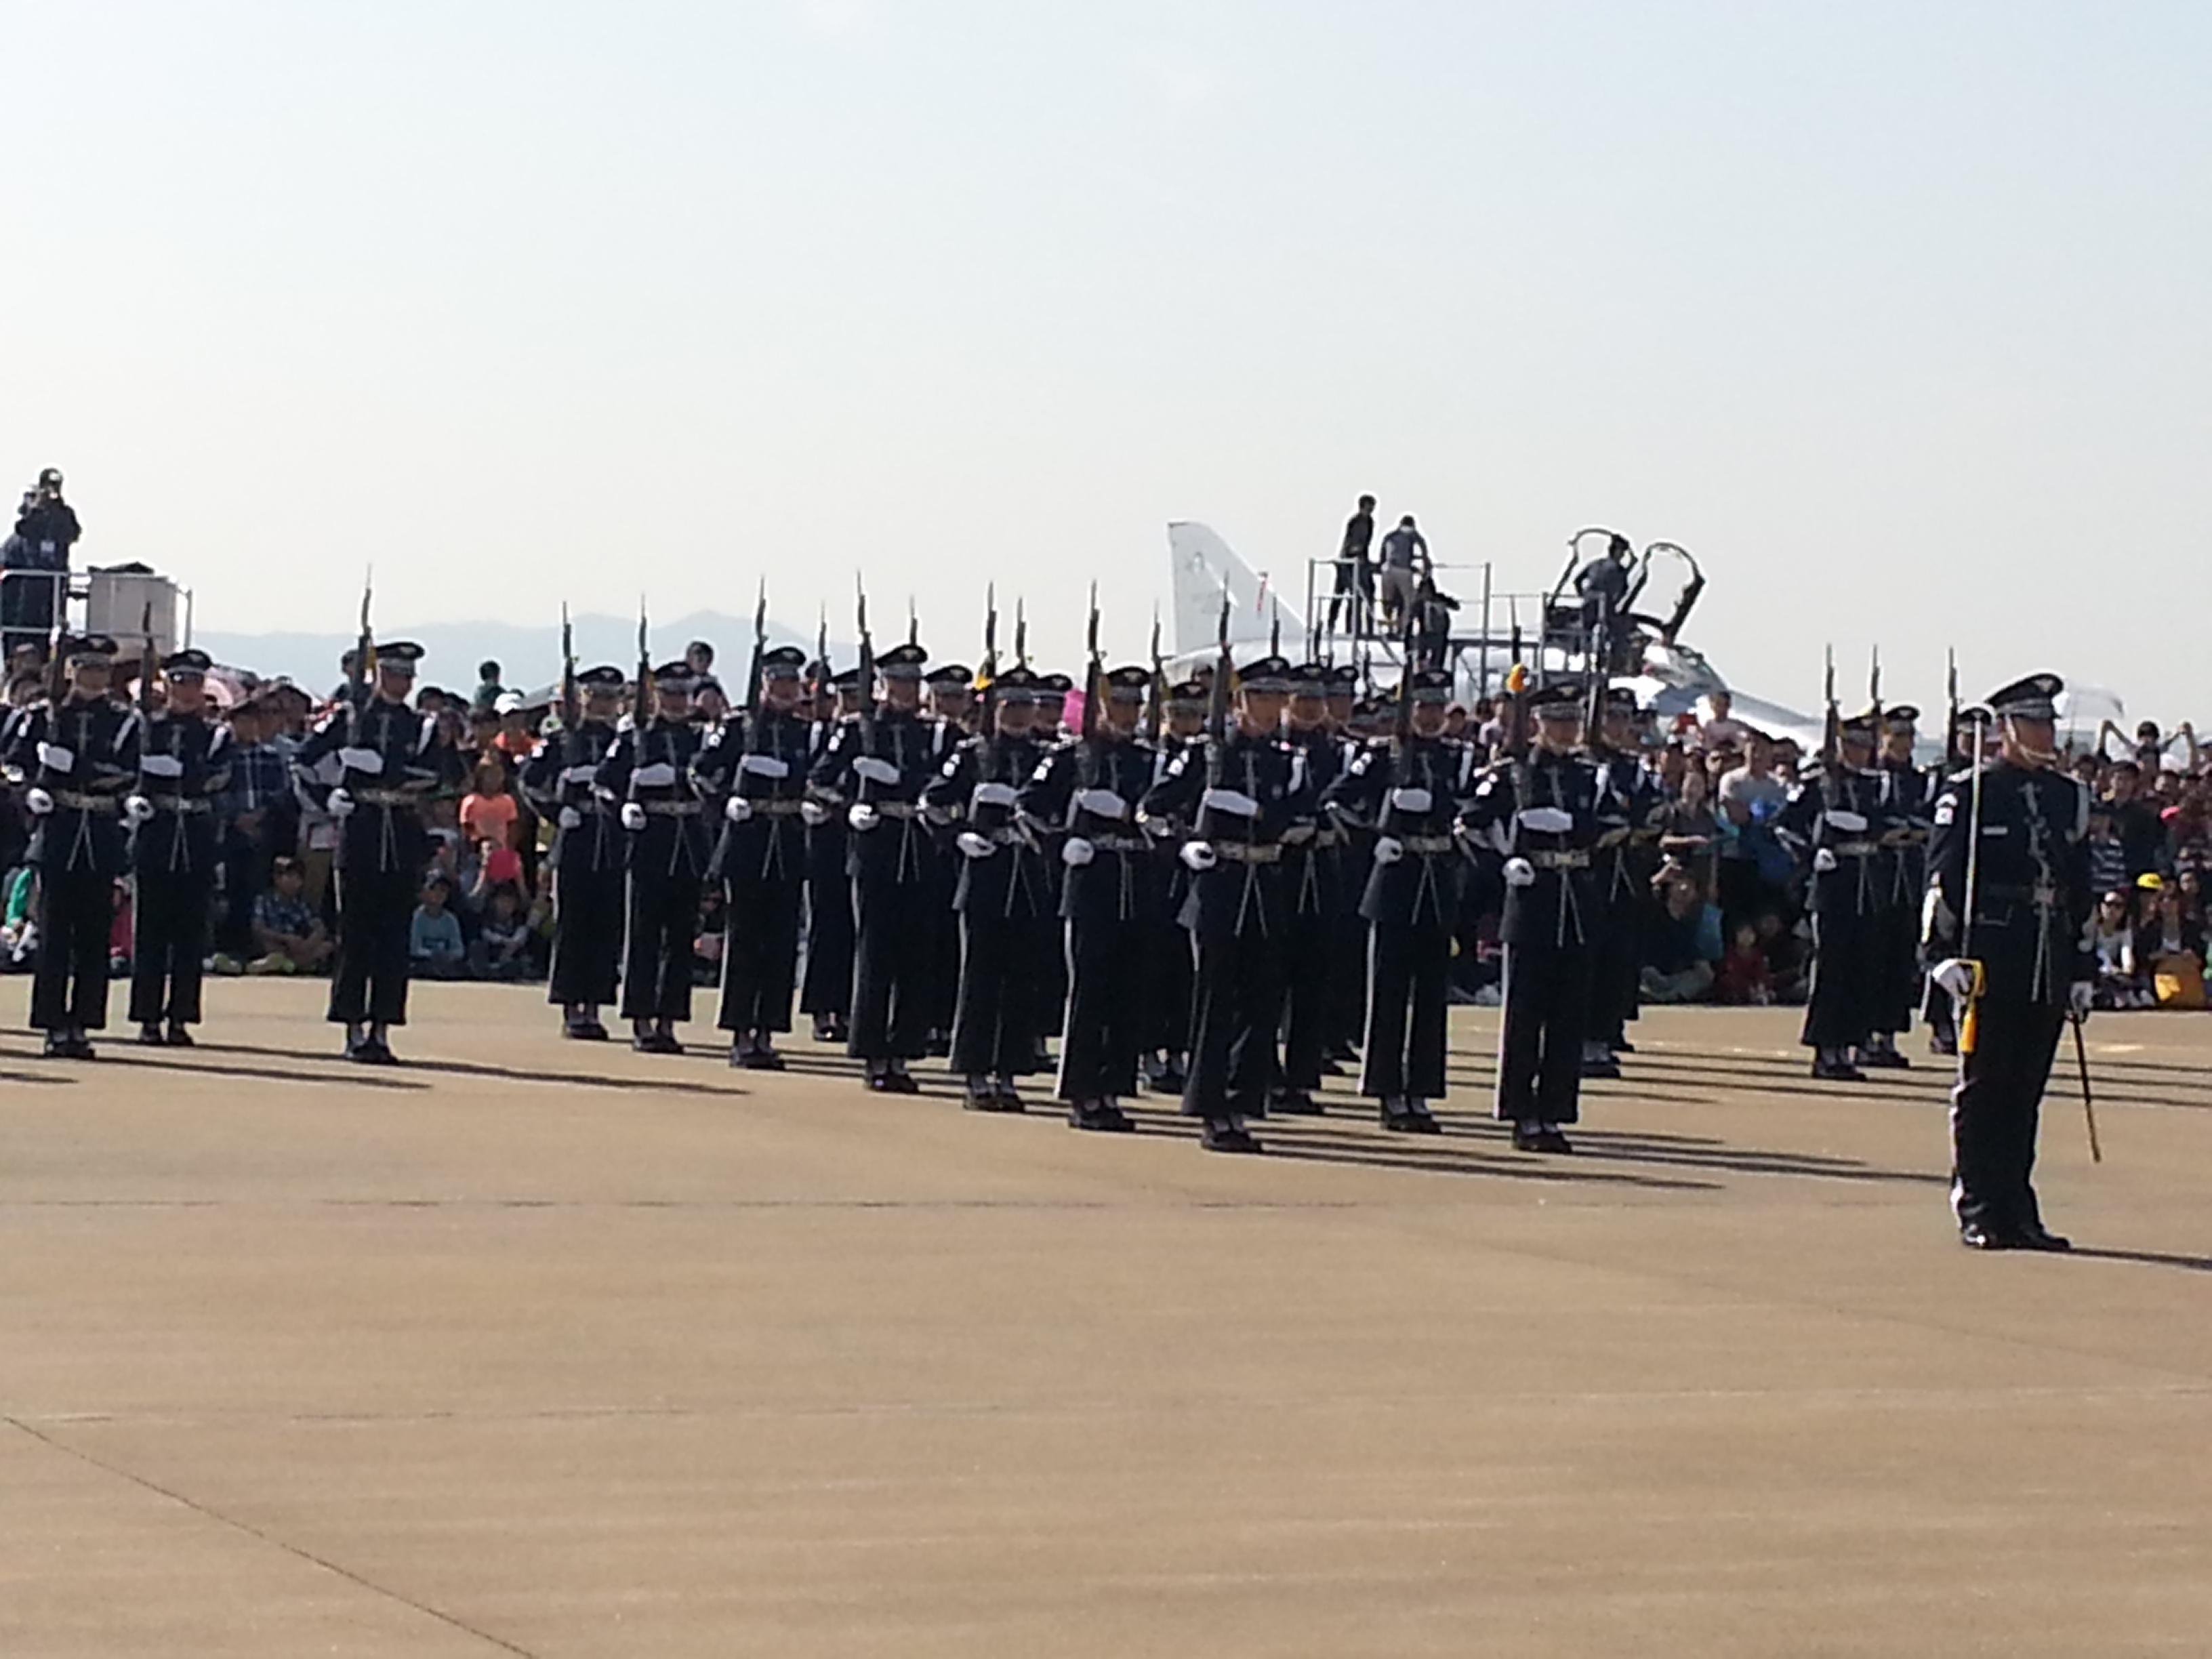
(1810, 1048, 1866, 1082)
(359, 1023, 398, 1065)
(1200, 1116, 1263, 1155)
(991, 1075, 1027, 1113)
(138, 1022, 167, 1046)
(1858, 1032, 1911, 1070)
(1578, 1040, 1621, 1080)
(165, 1022, 194, 1048)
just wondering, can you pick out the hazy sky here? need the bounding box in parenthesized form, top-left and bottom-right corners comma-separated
(12, 1, 2208, 720)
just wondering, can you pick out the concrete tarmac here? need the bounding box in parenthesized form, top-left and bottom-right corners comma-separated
(3, 983, 2209, 1657)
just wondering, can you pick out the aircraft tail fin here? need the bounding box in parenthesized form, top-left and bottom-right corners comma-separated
(1166, 522, 1303, 664)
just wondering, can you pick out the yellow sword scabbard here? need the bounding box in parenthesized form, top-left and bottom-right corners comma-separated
(1957, 959, 1987, 1057)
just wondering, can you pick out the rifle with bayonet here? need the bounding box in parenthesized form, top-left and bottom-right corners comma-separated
(1143, 609, 1164, 745)
(1944, 649, 1961, 771)
(743, 578, 769, 753)
(558, 603, 579, 733)
(347, 568, 375, 742)
(1868, 645, 1883, 738)
(855, 575, 877, 754)
(633, 598, 652, 728)
(1082, 583, 1101, 747)
(1014, 598, 1028, 672)
(138, 600, 156, 718)
(979, 583, 1000, 754)
(1204, 579, 1232, 793)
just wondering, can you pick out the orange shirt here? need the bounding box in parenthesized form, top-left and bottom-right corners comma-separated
(460, 790, 520, 851)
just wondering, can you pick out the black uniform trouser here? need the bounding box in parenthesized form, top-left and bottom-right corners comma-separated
(719, 874, 802, 1034)
(548, 863, 623, 1008)
(1803, 904, 1885, 1050)
(31, 864, 114, 1031)
(848, 875, 934, 1061)
(949, 909, 1041, 1078)
(621, 868, 700, 1022)
(1279, 903, 1332, 1091)
(1590, 892, 1643, 1042)
(1057, 913, 1148, 1102)
(330, 867, 415, 1027)
(1147, 910, 1193, 1055)
(1328, 907, 1368, 1054)
(1874, 901, 1921, 1035)
(1950, 998, 2064, 1233)
(800, 869, 855, 1019)
(1182, 928, 1286, 1122)
(1496, 938, 1593, 1124)
(129, 867, 213, 1026)
(1361, 920, 1452, 1101)
(926, 865, 961, 1038)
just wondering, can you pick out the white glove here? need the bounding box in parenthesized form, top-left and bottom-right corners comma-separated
(848, 802, 880, 832)
(800, 800, 830, 827)
(1374, 836, 1405, 865)
(327, 787, 355, 817)
(971, 781, 1018, 810)
(337, 746, 383, 775)
(1180, 840, 1218, 872)
(1388, 787, 1433, 815)
(2069, 980, 2094, 1019)
(1076, 787, 1128, 819)
(1813, 847, 1839, 874)
(1930, 958, 1978, 1000)
(1062, 836, 1095, 868)
(725, 795, 754, 824)
(853, 756, 901, 786)
(36, 742, 75, 775)
(1281, 821, 1316, 844)
(1503, 856, 1537, 888)
(139, 753, 184, 779)
(124, 794, 155, 824)
(620, 802, 648, 832)
(1823, 808, 1869, 834)
(25, 786, 53, 816)
(558, 806, 582, 831)
(1517, 806, 1573, 834)
(956, 830, 994, 859)
(739, 754, 790, 780)
(560, 762, 598, 785)
(1200, 787, 1261, 818)
(632, 762, 678, 789)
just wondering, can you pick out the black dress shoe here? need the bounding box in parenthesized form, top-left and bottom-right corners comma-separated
(1810, 1056, 1866, 1082)
(2015, 1224, 2073, 1252)
(884, 1069, 922, 1095)
(41, 1032, 74, 1060)
(1928, 1033, 1959, 1058)
(165, 1025, 195, 1048)
(1069, 1100, 1134, 1132)
(1612, 1037, 1637, 1054)
(811, 1017, 839, 1043)
(1580, 1054, 1622, 1080)
(1270, 1088, 1325, 1117)
(742, 1046, 786, 1072)
(962, 1078, 1002, 1112)
(577, 1019, 610, 1042)
(1958, 1222, 2018, 1251)
(1151, 1064, 1188, 1095)
(355, 1036, 398, 1065)
(1512, 1123, 1573, 1153)
(1858, 1045, 1912, 1070)
(991, 1080, 1027, 1113)
(138, 1023, 168, 1046)
(865, 1071, 900, 1093)
(1200, 1120, 1263, 1154)
(1380, 1103, 1435, 1134)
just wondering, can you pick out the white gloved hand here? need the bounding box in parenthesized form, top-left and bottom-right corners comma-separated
(1200, 787, 1261, 818)
(620, 802, 648, 832)
(1281, 820, 1316, 844)
(2069, 979, 2095, 1019)
(1823, 808, 1869, 834)
(1813, 847, 1839, 874)
(1180, 840, 1218, 872)
(800, 800, 830, 827)
(1076, 787, 1128, 819)
(124, 794, 155, 824)
(631, 762, 677, 789)
(1374, 836, 1405, 865)
(1503, 856, 1537, 888)
(558, 806, 583, 831)
(725, 795, 754, 824)
(853, 756, 901, 787)
(956, 830, 994, 859)
(26, 786, 54, 816)
(1388, 787, 1433, 815)
(327, 787, 355, 817)
(36, 742, 75, 775)
(139, 753, 184, 779)
(739, 753, 791, 780)
(1062, 836, 1095, 868)
(848, 802, 880, 832)
(1517, 806, 1573, 834)
(337, 746, 383, 776)
(1930, 958, 1978, 1000)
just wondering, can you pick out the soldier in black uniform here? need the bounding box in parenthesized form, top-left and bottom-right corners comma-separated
(924, 664, 1048, 1109)
(1864, 704, 1933, 1069)
(810, 641, 941, 1092)
(1322, 667, 1472, 1132)
(1271, 662, 1345, 1116)
(798, 667, 862, 1044)
(5, 636, 138, 1058)
(291, 642, 465, 1063)
(1021, 664, 1159, 1131)
(919, 661, 975, 1055)
(1139, 655, 1317, 1153)
(1027, 670, 1076, 1057)
(1584, 688, 1664, 1076)
(1321, 662, 1370, 1070)
(693, 645, 815, 1067)
(1139, 676, 1207, 1095)
(520, 665, 628, 1039)
(1925, 675, 2091, 1251)
(127, 649, 232, 1045)
(596, 661, 714, 1052)
(1461, 682, 1603, 1151)
(1784, 710, 1907, 1080)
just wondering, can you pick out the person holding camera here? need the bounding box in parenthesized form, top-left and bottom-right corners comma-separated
(3, 468, 79, 659)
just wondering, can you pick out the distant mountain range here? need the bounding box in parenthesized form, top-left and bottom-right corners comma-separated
(194, 611, 842, 695)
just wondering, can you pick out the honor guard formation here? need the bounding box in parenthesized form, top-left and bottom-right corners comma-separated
(0, 485, 2128, 1254)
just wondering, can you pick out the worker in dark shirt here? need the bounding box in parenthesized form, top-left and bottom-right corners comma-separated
(1326, 494, 1377, 638)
